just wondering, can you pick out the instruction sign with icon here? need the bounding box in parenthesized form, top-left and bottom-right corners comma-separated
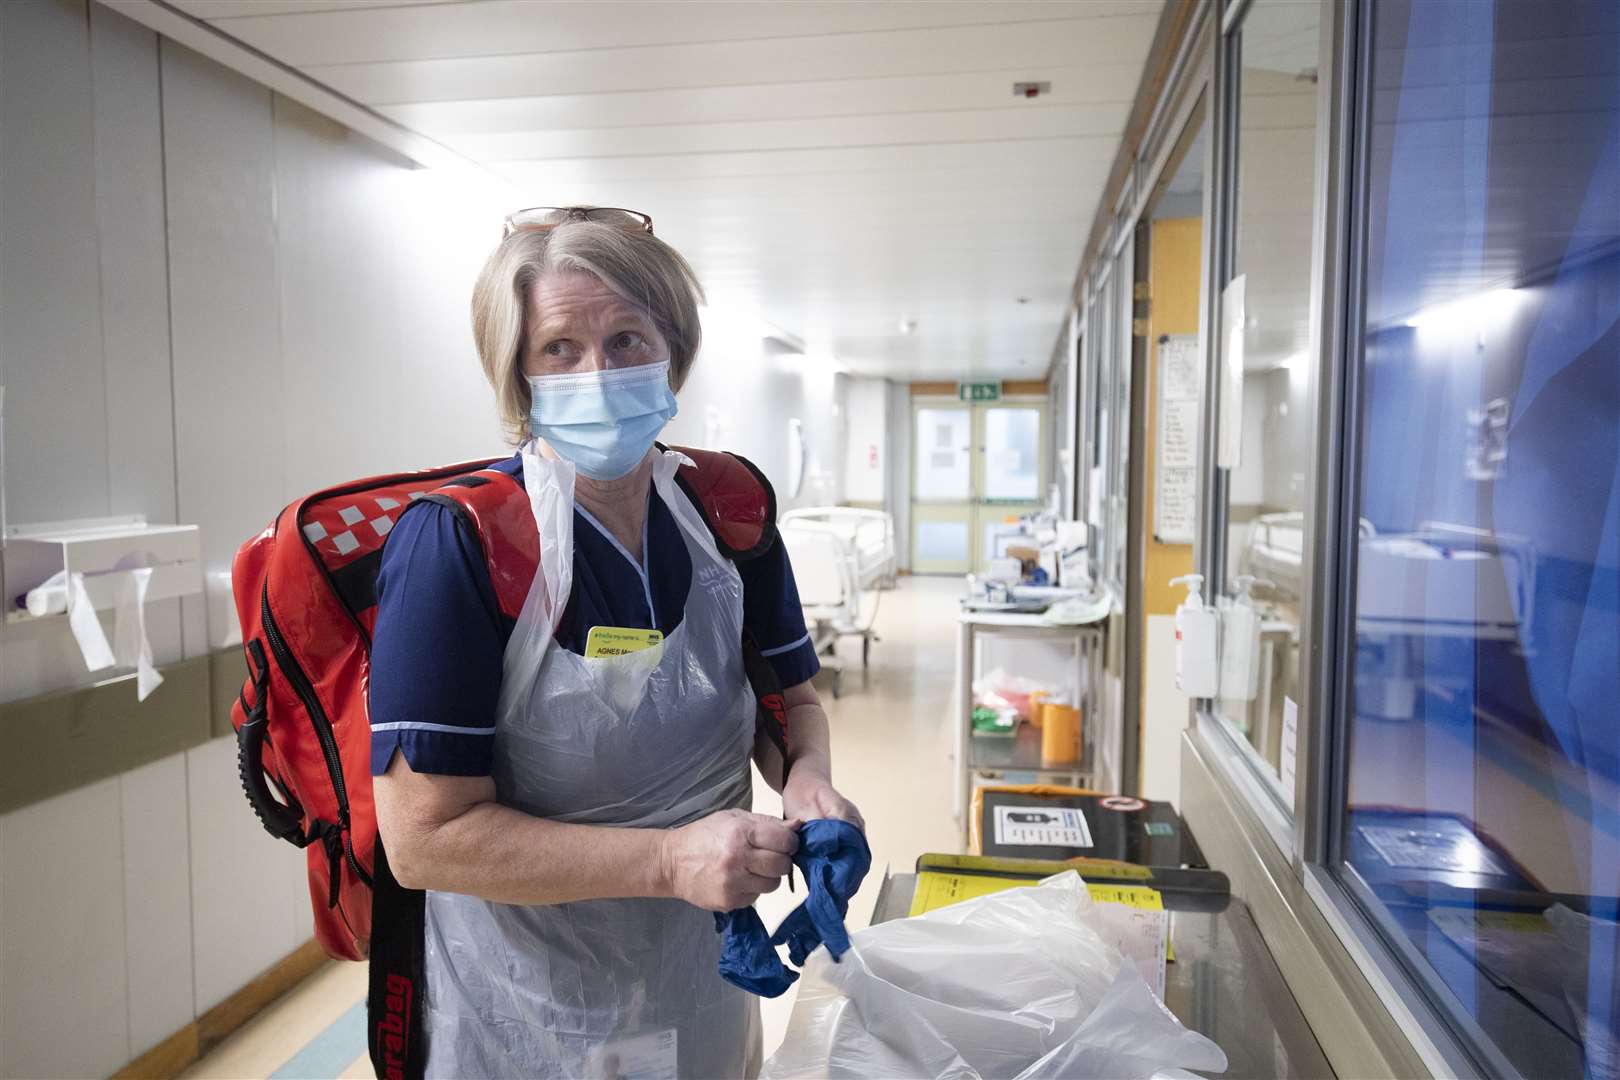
(993, 804, 1094, 847)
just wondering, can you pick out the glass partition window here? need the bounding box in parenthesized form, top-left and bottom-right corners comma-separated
(1213, 0, 1323, 804)
(1338, 2, 1619, 1074)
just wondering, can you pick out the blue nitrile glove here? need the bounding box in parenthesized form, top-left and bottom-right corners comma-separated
(714, 907, 798, 998)
(769, 819, 872, 966)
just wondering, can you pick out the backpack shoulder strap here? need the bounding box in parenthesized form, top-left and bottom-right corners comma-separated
(415, 448, 777, 622)
(665, 445, 778, 561)
(417, 469, 537, 622)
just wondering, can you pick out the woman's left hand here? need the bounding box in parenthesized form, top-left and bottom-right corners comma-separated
(781, 767, 865, 832)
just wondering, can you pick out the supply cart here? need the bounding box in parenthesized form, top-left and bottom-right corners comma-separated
(955, 610, 1111, 847)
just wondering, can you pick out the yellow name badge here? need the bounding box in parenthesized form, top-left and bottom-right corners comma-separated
(584, 626, 664, 659)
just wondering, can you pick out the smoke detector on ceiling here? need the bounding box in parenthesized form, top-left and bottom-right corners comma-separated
(1013, 81, 1052, 99)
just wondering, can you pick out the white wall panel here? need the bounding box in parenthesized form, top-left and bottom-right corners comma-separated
(90, 2, 187, 672)
(844, 378, 889, 505)
(0, 0, 108, 525)
(187, 736, 307, 1013)
(91, 3, 175, 525)
(888, 384, 912, 570)
(161, 42, 285, 587)
(270, 97, 512, 489)
(662, 349, 846, 511)
(0, 779, 129, 1079)
(1142, 614, 1186, 807)
(120, 752, 195, 1058)
(0, 0, 184, 702)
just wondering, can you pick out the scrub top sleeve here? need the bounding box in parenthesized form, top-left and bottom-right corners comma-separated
(740, 535, 821, 687)
(369, 501, 506, 777)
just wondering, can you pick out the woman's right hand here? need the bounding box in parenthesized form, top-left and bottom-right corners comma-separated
(661, 809, 801, 911)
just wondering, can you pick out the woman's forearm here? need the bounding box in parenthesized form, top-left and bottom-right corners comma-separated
(385, 794, 669, 905)
(754, 680, 833, 792)
(785, 700, 832, 782)
(378, 757, 799, 910)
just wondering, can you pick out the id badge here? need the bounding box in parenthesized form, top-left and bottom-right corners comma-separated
(585, 626, 665, 659)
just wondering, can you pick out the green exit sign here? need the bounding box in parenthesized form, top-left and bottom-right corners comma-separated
(958, 380, 1002, 402)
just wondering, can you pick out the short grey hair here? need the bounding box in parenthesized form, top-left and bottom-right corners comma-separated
(471, 210, 705, 444)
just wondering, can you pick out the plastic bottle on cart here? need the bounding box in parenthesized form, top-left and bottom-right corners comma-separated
(1170, 574, 1219, 697)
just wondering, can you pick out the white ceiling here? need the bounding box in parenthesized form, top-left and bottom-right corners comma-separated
(169, 0, 1163, 379)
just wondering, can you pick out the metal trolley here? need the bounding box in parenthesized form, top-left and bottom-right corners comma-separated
(954, 610, 1112, 849)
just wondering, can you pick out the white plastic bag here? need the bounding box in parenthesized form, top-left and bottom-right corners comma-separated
(762, 872, 1228, 1080)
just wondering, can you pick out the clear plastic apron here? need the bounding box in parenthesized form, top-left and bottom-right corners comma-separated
(422, 445, 762, 1079)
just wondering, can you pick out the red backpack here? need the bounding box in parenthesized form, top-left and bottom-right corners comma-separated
(228, 449, 786, 1003)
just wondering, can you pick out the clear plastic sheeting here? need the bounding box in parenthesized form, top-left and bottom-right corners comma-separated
(763, 873, 1227, 1080)
(1544, 905, 1620, 1080)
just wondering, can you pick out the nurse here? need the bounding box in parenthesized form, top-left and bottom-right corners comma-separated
(369, 207, 862, 1077)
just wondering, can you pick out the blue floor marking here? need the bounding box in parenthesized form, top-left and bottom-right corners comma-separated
(269, 998, 367, 1080)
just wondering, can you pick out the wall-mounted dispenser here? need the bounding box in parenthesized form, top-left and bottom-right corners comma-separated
(4, 517, 202, 700)
(1169, 573, 1218, 698)
(1218, 575, 1272, 702)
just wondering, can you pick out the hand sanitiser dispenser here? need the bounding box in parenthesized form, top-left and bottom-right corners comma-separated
(1170, 574, 1219, 698)
(1218, 575, 1271, 704)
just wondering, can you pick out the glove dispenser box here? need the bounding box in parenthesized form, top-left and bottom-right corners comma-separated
(4, 517, 202, 623)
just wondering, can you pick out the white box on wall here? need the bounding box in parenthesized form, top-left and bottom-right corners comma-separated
(4, 518, 201, 623)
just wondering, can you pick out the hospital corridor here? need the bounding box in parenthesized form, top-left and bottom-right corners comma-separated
(1, 2, 1617, 1079)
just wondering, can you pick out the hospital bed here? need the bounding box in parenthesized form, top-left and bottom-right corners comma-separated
(1355, 521, 1535, 722)
(779, 516, 888, 697)
(1237, 511, 1380, 604)
(779, 507, 897, 591)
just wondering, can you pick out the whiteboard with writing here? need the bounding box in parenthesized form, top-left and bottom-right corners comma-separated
(1155, 335, 1201, 544)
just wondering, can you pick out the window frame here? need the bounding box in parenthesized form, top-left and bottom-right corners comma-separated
(1107, 235, 1134, 600)
(1298, 0, 1598, 1073)
(1076, 0, 1604, 1073)
(1191, 0, 1336, 856)
(1086, 261, 1116, 587)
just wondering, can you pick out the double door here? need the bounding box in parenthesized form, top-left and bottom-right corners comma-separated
(910, 397, 1047, 574)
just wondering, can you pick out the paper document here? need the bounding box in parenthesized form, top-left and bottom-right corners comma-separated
(1154, 334, 1200, 543)
(993, 804, 1093, 848)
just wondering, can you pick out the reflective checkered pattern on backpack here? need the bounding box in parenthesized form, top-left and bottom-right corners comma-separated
(298, 488, 433, 569)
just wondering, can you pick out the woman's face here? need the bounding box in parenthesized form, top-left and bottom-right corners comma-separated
(522, 270, 669, 378)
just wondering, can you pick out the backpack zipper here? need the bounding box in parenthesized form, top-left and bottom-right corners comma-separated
(259, 583, 371, 887)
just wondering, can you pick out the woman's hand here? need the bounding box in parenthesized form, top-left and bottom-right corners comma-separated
(661, 809, 801, 911)
(782, 766, 865, 831)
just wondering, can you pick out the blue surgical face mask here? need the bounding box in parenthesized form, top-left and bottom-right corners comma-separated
(525, 360, 679, 480)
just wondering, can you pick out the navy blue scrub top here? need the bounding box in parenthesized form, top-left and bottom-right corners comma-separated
(369, 452, 819, 776)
